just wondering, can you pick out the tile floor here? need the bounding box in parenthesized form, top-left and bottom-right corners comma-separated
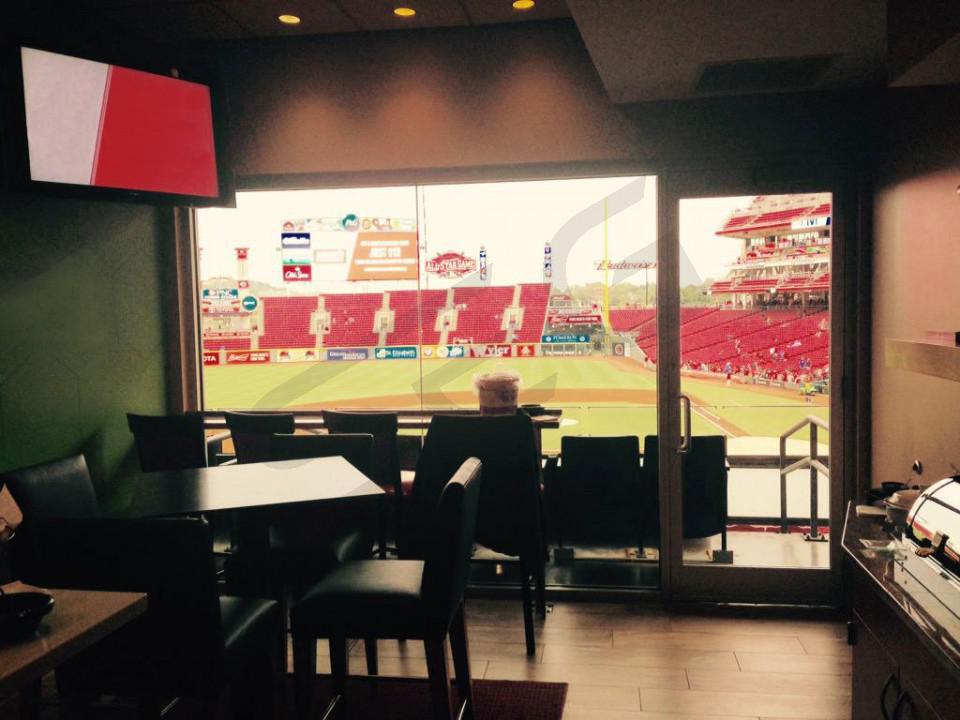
(1, 598, 851, 720)
(309, 598, 852, 720)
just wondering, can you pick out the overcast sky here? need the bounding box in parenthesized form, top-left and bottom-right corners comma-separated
(196, 180, 750, 293)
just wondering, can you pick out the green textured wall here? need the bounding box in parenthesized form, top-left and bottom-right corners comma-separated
(0, 191, 171, 493)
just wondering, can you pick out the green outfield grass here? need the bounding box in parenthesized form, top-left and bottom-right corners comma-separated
(203, 356, 828, 453)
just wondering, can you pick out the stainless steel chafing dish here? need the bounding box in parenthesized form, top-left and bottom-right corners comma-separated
(906, 476, 960, 582)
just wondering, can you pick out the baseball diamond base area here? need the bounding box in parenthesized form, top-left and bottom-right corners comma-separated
(202, 356, 829, 452)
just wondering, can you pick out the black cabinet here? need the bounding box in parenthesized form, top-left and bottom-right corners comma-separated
(851, 611, 899, 720)
(848, 559, 953, 720)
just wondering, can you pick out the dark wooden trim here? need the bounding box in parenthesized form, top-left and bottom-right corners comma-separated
(169, 207, 201, 413)
(235, 161, 661, 192)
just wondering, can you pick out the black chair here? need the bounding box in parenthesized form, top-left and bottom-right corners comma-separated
(642, 435, 729, 553)
(127, 412, 208, 472)
(224, 411, 295, 464)
(291, 457, 482, 720)
(0, 454, 99, 520)
(222, 433, 379, 667)
(403, 414, 545, 656)
(546, 435, 644, 554)
(13, 516, 282, 720)
(322, 410, 406, 558)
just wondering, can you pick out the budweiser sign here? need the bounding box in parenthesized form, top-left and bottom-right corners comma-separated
(283, 263, 312, 282)
(595, 260, 656, 271)
(425, 252, 476, 278)
(226, 351, 270, 364)
(547, 313, 603, 325)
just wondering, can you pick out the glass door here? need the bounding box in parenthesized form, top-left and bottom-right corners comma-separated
(658, 171, 843, 604)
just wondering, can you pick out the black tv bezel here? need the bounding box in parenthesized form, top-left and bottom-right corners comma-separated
(1, 41, 236, 208)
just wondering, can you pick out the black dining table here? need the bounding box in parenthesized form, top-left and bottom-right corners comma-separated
(103, 457, 384, 519)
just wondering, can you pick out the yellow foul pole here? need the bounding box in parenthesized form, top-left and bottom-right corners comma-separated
(603, 197, 611, 330)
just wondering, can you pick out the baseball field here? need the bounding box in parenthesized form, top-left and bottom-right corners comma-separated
(202, 356, 829, 453)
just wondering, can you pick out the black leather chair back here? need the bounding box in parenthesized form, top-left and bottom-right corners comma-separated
(322, 411, 401, 496)
(408, 414, 540, 559)
(0, 454, 98, 520)
(420, 457, 482, 627)
(15, 516, 224, 694)
(554, 435, 642, 547)
(683, 435, 728, 539)
(269, 433, 374, 477)
(642, 435, 728, 540)
(127, 413, 207, 473)
(225, 411, 295, 464)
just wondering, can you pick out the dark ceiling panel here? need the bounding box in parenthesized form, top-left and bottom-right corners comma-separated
(338, 0, 469, 32)
(102, 2, 249, 42)
(216, 0, 359, 37)
(460, 0, 569, 26)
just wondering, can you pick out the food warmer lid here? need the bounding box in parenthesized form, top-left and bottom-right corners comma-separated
(907, 477, 960, 576)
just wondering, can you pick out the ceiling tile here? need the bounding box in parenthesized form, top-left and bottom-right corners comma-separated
(216, 0, 359, 37)
(460, 0, 569, 26)
(337, 0, 469, 32)
(100, 2, 249, 42)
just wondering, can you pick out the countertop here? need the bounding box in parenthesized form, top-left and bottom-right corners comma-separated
(842, 503, 960, 681)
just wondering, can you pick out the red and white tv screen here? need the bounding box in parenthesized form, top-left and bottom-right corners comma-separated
(20, 47, 220, 198)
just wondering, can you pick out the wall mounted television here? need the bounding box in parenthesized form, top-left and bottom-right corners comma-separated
(1, 45, 235, 207)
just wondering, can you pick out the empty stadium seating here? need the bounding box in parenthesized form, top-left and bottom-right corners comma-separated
(258, 296, 318, 349)
(515, 284, 552, 341)
(207, 284, 554, 351)
(449, 286, 515, 343)
(323, 293, 381, 347)
(635, 307, 829, 375)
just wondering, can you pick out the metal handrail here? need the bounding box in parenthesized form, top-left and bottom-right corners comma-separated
(779, 415, 829, 541)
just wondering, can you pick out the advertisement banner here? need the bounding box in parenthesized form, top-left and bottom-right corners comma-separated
(348, 232, 418, 281)
(612, 342, 625, 356)
(201, 287, 242, 314)
(202, 352, 220, 366)
(281, 232, 311, 249)
(275, 349, 320, 362)
(425, 251, 477, 279)
(327, 348, 370, 361)
(226, 350, 270, 364)
(547, 313, 603, 325)
(470, 344, 513, 358)
(541, 334, 590, 343)
(374, 346, 418, 360)
(423, 345, 466, 359)
(515, 344, 537, 358)
(282, 262, 312, 282)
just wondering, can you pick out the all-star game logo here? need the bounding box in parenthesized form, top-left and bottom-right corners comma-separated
(425, 252, 477, 278)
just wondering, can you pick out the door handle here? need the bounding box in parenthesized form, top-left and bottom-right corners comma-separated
(678, 394, 692, 455)
(891, 691, 908, 720)
(880, 673, 899, 720)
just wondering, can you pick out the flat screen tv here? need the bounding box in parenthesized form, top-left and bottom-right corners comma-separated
(2, 46, 234, 206)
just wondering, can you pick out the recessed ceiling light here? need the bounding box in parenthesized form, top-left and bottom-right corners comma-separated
(512, 0, 536, 10)
(393, 6, 416, 17)
(278, 14, 301, 25)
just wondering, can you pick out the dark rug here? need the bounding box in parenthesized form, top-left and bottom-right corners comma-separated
(303, 675, 567, 720)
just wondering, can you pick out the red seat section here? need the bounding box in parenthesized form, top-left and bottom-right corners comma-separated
(448, 286, 515, 344)
(323, 294, 381, 347)
(515, 283, 552, 342)
(631, 308, 829, 374)
(258, 296, 319, 349)
(609, 308, 655, 332)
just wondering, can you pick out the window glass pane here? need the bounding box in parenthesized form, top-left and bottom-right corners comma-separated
(678, 193, 831, 570)
(196, 186, 420, 411)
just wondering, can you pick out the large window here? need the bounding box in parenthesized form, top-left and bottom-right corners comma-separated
(195, 176, 659, 453)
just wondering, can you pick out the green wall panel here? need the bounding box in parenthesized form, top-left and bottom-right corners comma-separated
(0, 192, 172, 494)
